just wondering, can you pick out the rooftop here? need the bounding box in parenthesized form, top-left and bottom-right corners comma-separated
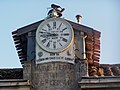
(0, 64, 120, 79)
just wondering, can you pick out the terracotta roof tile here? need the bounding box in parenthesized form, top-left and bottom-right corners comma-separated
(89, 64, 120, 77)
(100, 64, 120, 76)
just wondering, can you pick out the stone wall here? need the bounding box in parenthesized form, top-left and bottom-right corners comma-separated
(0, 79, 30, 90)
(23, 61, 80, 90)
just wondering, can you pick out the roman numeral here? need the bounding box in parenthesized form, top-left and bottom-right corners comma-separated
(61, 27, 67, 32)
(61, 33, 69, 36)
(39, 31, 45, 34)
(42, 29, 47, 32)
(41, 39, 47, 43)
(47, 24, 51, 30)
(53, 42, 56, 49)
(57, 23, 62, 30)
(59, 42, 62, 46)
(46, 41, 50, 47)
(53, 21, 56, 29)
(58, 23, 62, 28)
(62, 38, 68, 42)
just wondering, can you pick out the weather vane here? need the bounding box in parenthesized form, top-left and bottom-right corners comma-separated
(47, 4, 65, 18)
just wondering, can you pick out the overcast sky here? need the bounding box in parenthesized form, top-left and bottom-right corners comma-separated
(0, 0, 120, 68)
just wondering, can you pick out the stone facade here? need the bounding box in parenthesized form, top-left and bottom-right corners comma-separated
(0, 14, 120, 90)
(0, 79, 30, 90)
(79, 76, 120, 90)
(31, 62, 78, 90)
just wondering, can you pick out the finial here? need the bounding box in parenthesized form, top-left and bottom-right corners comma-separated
(76, 15, 82, 24)
(47, 4, 65, 18)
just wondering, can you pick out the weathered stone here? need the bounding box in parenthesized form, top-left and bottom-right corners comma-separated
(29, 62, 79, 90)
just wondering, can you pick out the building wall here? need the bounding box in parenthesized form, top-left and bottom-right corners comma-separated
(83, 88, 120, 90)
(0, 80, 30, 90)
(24, 61, 80, 90)
(0, 86, 30, 90)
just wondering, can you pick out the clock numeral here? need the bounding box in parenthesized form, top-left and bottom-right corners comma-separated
(39, 31, 45, 34)
(46, 41, 50, 47)
(59, 42, 62, 46)
(42, 29, 47, 32)
(61, 27, 67, 32)
(40, 35, 46, 38)
(57, 23, 62, 30)
(62, 38, 68, 42)
(53, 21, 56, 29)
(53, 42, 56, 49)
(41, 39, 47, 43)
(47, 24, 51, 30)
(61, 33, 70, 36)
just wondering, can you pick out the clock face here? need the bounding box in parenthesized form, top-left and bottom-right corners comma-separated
(36, 18, 74, 52)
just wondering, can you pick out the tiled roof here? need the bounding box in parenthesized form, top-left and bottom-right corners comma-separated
(0, 68, 23, 79)
(0, 64, 120, 79)
(99, 64, 120, 76)
(89, 64, 120, 77)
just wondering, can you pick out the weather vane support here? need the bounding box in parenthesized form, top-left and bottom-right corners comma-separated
(47, 4, 65, 18)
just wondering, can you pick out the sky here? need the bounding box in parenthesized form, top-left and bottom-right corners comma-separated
(0, 0, 120, 68)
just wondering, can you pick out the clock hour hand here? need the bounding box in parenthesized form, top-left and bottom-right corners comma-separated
(40, 31, 58, 38)
(40, 34, 48, 38)
(46, 33, 58, 37)
(40, 32, 52, 38)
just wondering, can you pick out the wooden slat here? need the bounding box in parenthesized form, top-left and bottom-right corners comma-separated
(87, 33, 93, 37)
(94, 34, 100, 38)
(14, 40, 21, 44)
(93, 55, 100, 60)
(94, 44, 100, 50)
(17, 50, 23, 54)
(93, 41, 100, 45)
(93, 61, 100, 66)
(94, 45, 100, 49)
(12, 31, 17, 35)
(20, 59, 26, 63)
(16, 47, 22, 50)
(86, 38, 93, 43)
(15, 44, 21, 48)
(18, 52, 24, 56)
(93, 38, 100, 44)
(86, 53, 93, 59)
(93, 42, 100, 46)
(86, 43, 93, 51)
(93, 30, 101, 38)
(93, 49, 100, 53)
(19, 55, 26, 59)
(93, 59, 99, 62)
(87, 34, 93, 38)
(88, 60, 94, 65)
(13, 36, 20, 41)
(94, 53, 100, 56)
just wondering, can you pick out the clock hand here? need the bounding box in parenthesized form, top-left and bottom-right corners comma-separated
(40, 32, 52, 37)
(46, 32, 59, 37)
(40, 31, 59, 38)
(40, 34, 48, 38)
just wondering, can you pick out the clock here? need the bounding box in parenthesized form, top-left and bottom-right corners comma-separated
(36, 18, 74, 52)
